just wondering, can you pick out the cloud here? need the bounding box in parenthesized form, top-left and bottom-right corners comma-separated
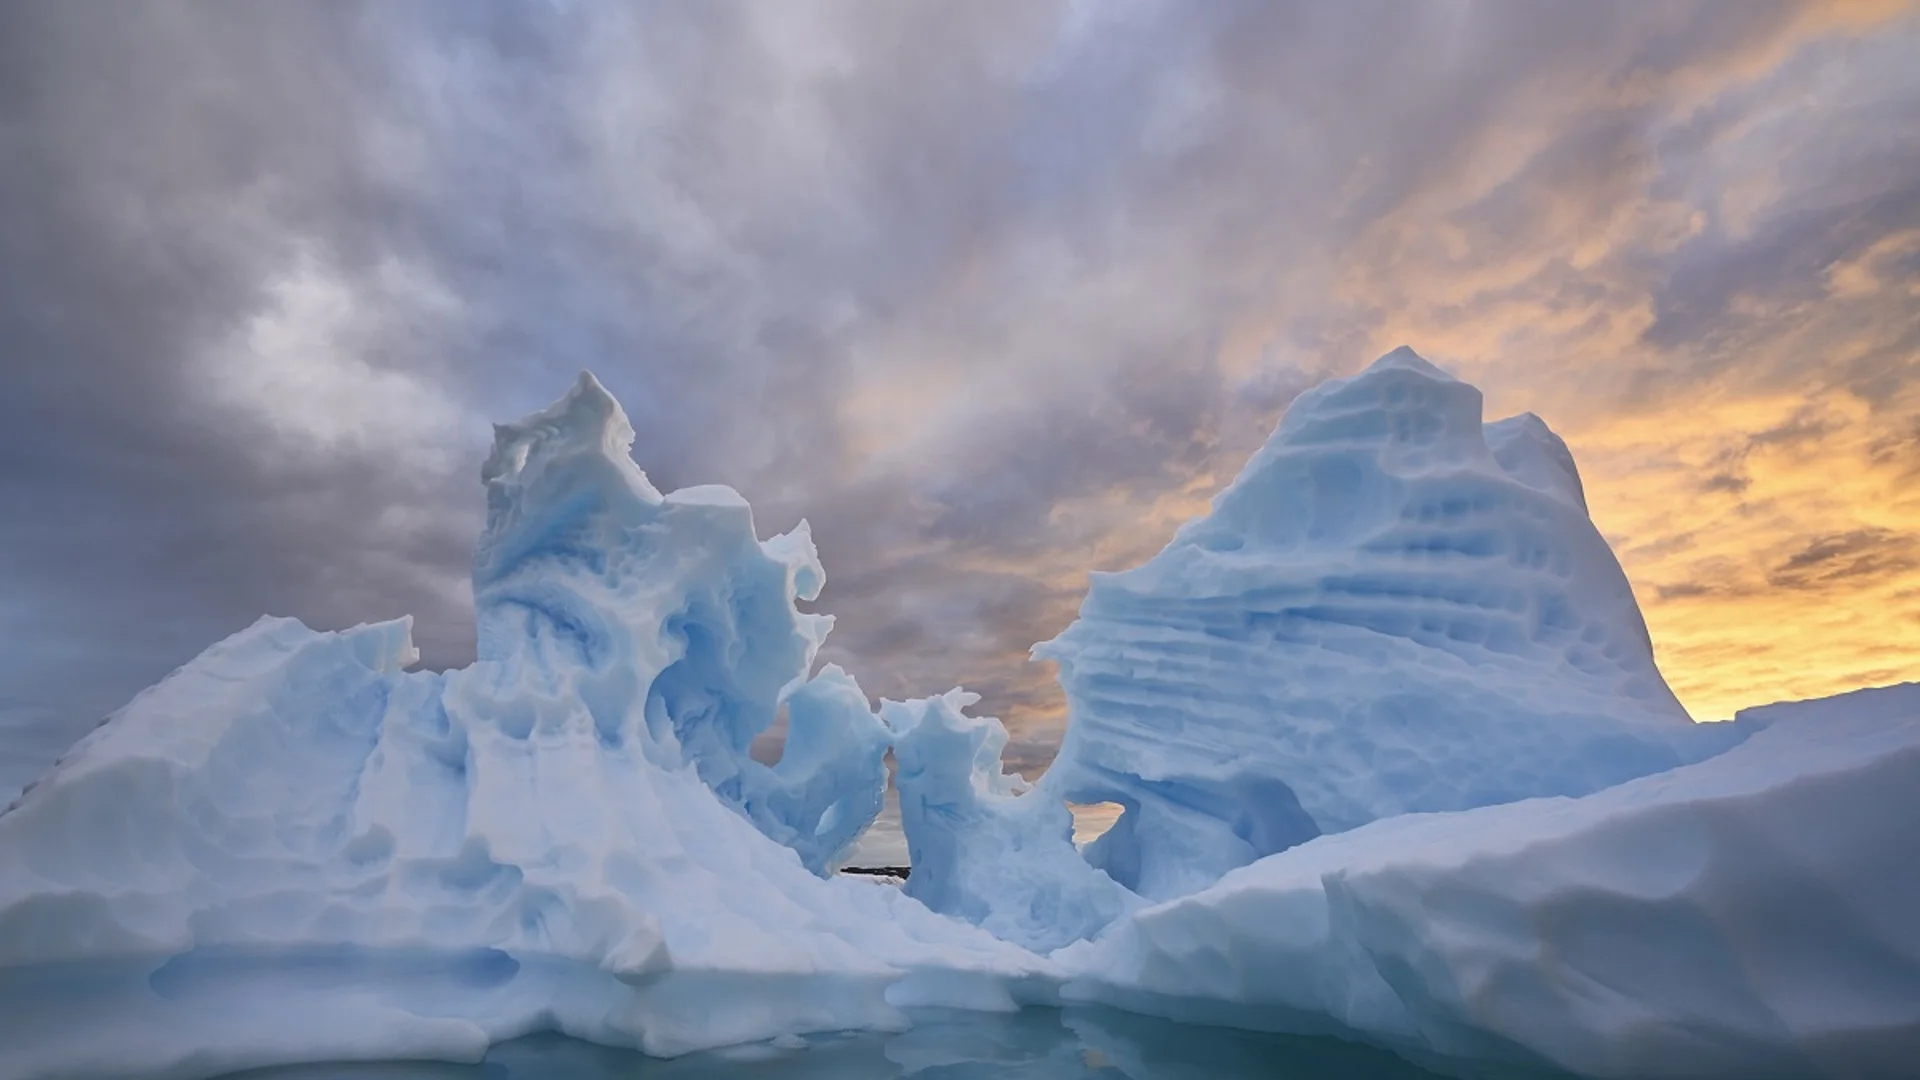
(1701, 472, 1753, 495)
(1, 0, 1917, 791)
(1769, 529, 1920, 590)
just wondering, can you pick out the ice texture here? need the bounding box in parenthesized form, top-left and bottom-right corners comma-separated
(472, 375, 893, 876)
(1057, 683, 1920, 1079)
(1032, 347, 1746, 900)
(883, 690, 1135, 953)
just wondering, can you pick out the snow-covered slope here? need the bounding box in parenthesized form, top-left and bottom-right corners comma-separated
(0, 375, 1044, 1080)
(1058, 684, 1920, 1079)
(1034, 347, 1746, 900)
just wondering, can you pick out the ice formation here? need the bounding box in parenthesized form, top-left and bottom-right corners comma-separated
(1, 355, 1915, 1080)
(1057, 683, 1920, 1080)
(471, 376, 893, 876)
(883, 691, 1135, 953)
(1033, 347, 1747, 900)
(0, 374, 1046, 1079)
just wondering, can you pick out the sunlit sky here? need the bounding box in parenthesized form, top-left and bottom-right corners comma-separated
(2, 1, 1916, 791)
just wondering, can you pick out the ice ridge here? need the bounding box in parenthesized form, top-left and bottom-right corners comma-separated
(1028, 347, 1745, 900)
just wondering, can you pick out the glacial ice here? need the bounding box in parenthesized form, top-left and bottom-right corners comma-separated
(1056, 683, 1920, 1080)
(0, 374, 1046, 1078)
(1033, 347, 1748, 901)
(1, 352, 1915, 1080)
(471, 376, 894, 877)
(884, 690, 1135, 953)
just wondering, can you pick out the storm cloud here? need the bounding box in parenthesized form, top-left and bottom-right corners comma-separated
(2, 0, 1917, 794)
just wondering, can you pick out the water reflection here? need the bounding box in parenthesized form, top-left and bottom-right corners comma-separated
(224, 1007, 1471, 1079)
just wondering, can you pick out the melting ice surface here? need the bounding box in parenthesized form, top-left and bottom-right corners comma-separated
(1, 349, 1917, 1080)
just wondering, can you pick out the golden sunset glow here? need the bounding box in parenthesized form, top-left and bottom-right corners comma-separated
(806, 3, 1920, 759)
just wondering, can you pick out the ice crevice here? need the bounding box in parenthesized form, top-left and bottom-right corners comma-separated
(0, 353, 1915, 1080)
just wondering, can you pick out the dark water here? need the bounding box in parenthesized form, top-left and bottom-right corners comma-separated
(221, 1007, 1483, 1079)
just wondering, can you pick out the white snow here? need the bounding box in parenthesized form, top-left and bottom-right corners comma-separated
(0, 354, 1914, 1080)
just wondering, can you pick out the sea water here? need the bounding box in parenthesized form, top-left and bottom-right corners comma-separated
(217, 1007, 1563, 1079)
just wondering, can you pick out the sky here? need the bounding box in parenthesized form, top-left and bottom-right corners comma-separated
(2, 0, 1917, 797)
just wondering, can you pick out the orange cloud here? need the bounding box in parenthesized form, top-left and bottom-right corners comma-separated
(821, 2, 1920, 759)
(1151, 8, 1920, 722)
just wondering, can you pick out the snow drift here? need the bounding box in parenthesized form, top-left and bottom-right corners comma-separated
(0, 352, 1914, 1080)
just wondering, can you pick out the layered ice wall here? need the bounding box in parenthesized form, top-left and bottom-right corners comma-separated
(1033, 347, 1746, 900)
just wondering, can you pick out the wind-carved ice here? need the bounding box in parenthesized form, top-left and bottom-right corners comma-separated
(2, 353, 1916, 1080)
(891, 347, 1750, 930)
(472, 377, 892, 875)
(0, 373, 1046, 1079)
(1026, 347, 1748, 901)
(883, 691, 1135, 953)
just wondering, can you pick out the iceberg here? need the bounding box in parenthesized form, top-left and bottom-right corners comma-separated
(0, 374, 1045, 1079)
(472, 375, 894, 877)
(884, 690, 1135, 953)
(1032, 347, 1747, 901)
(1, 353, 1914, 1080)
